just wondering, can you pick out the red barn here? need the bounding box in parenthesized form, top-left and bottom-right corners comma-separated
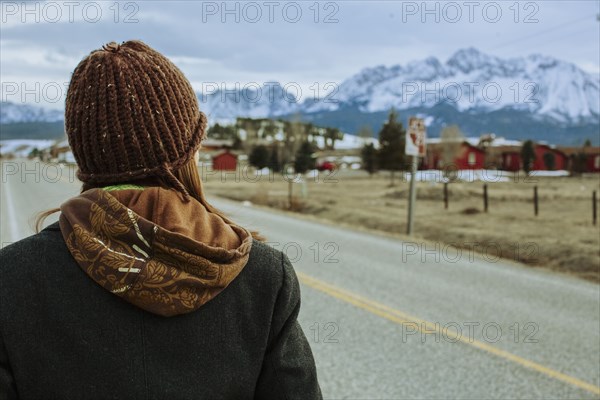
(532, 144, 568, 171)
(421, 149, 440, 170)
(587, 153, 600, 172)
(553, 149, 568, 170)
(422, 141, 486, 170)
(212, 150, 237, 171)
(501, 151, 521, 172)
(454, 142, 486, 170)
(421, 150, 439, 170)
(560, 146, 600, 173)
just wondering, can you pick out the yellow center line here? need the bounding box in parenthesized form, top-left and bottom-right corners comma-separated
(297, 271, 600, 396)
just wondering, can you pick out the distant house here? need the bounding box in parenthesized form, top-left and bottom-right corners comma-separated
(581, 151, 600, 173)
(212, 150, 237, 171)
(532, 144, 568, 171)
(589, 153, 600, 173)
(559, 146, 600, 173)
(498, 144, 598, 173)
(497, 143, 590, 173)
(423, 136, 598, 173)
(423, 140, 485, 170)
(454, 142, 486, 170)
(501, 151, 521, 172)
(480, 141, 522, 171)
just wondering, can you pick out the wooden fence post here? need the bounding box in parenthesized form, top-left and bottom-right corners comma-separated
(534, 186, 539, 216)
(483, 184, 488, 213)
(593, 190, 597, 226)
(288, 178, 293, 209)
(444, 182, 448, 210)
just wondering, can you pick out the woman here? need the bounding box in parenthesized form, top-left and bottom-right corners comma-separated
(0, 40, 322, 399)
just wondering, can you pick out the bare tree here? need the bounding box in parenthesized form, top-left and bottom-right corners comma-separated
(440, 125, 464, 168)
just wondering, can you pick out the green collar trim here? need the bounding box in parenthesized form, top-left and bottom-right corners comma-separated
(101, 184, 146, 191)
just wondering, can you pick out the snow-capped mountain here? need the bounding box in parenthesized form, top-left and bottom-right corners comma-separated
(198, 82, 301, 120)
(304, 47, 599, 124)
(196, 48, 599, 127)
(2, 48, 599, 144)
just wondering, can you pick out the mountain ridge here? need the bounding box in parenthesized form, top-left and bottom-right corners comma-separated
(2, 47, 599, 144)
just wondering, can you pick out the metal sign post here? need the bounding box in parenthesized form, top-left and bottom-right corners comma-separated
(407, 154, 418, 235)
(405, 117, 427, 236)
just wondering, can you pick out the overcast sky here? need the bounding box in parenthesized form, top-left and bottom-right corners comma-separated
(1, 0, 599, 109)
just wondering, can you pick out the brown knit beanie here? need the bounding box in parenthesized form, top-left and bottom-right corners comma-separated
(65, 40, 208, 202)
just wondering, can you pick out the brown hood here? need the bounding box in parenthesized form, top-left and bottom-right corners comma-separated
(58, 186, 253, 317)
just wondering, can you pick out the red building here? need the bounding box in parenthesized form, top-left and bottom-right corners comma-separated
(587, 153, 600, 172)
(454, 142, 486, 170)
(532, 144, 568, 171)
(423, 141, 486, 170)
(422, 137, 598, 173)
(501, 151, 521, 171)
(212, 150, 237, 171)
(560, 146, 600, 173)
(498, 144, 595, 172)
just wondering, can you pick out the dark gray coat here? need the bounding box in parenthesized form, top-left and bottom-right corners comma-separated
(0, 221, 322, 399)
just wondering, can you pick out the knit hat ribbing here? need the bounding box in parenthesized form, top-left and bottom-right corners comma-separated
(65, 40, 207, 202)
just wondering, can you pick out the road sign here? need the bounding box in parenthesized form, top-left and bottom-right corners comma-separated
(406, 116, 426, 236)
(405, 117, 427, 157)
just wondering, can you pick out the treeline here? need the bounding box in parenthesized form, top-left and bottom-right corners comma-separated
(209, 117, 343, 173)
(362, 109, 596, 180)
(208, 117, 343, 150)
(521, 139, 593, 174)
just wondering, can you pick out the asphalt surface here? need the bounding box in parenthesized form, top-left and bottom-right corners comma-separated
(1, 159, 599, 399)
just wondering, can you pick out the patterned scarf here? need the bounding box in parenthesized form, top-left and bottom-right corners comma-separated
(58, 186, 252, 317)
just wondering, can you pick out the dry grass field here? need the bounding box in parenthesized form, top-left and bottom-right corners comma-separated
(201, 166, 600, 282)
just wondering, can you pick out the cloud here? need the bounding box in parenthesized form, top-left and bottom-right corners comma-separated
(1, 0, 598, 109)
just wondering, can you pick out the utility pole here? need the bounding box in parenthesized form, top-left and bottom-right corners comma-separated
(406, 155, 418, 235)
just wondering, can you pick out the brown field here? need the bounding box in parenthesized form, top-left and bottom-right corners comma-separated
(201, 166, 600, 282)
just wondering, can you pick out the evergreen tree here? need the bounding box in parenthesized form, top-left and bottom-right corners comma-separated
(521, 140, 536, 174)
(207, 123, 222, 137)
(284, 119, 304, 165)
(28, 147, 40, 159)
(249, 145, 269, 169)
(377, 108, 406, 185)
(208, 123, 237, 140)
(543, 152, 555, 171)
(361, 143, 378, 177)
(573, 139, 592, 174)
(231, 135, 243, 150)
(269, 145, 281, 173)
(294, 141, 316, 174)
(324, 127, 343, 150)
(571, 153, 587, 174)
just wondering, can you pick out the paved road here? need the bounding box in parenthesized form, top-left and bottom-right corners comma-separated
(2, 159, 599, 399)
